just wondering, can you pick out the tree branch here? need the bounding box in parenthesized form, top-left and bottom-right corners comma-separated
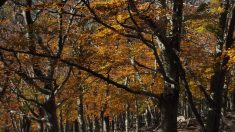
(0, 47, 160, 99)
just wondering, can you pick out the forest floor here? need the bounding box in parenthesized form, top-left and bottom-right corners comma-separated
(134, 111, 235, 132)
(176, 111, 235, 132)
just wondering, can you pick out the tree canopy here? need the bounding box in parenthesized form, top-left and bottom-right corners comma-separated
(0, 0, 234, 132)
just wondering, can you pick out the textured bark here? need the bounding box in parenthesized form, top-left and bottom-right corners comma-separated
(64, 120, 69, 132)
(20, 115, 31, 132)
(73, 119, 79, 132)
(157, 36, 180, 132)
(43, 94, 59, 132)
(206, 3, 235, 132)
(143, 109, 150, 127)
(77, 93, 86, 132)
(157, 0, 183, 131)
(103, 116, 110, 132)
(206, 71, 225, 132)
(86, 116, 93, 132)
(160, 87, 179, 132)
(111, 118, 116, 132)
(93, 117, 100, 132)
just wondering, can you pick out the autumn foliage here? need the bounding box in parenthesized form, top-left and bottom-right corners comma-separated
(0, 0, 234, 132)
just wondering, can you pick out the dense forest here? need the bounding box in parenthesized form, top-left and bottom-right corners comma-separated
(0, 0, 234, 132)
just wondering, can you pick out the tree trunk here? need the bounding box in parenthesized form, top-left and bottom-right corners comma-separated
(103, 116, 110, 132)
(77, 93, 86, 132)
(43, 94, 59, 132)
(111, 118, 116, 132)
(232, 89, 235, 111)
(206, 71, 225, 132)
(93, 117, 100, 132)
(153, 0, 182, 130)
(144, 109, 150, 127)
(86, 116, 93, 132)
(64, 120, 69, 132)
(20, 115, 31, 132)
(206, 2, 235, 132)
(3, 119, 10, 132)
(160, 88, 179, 132)
(147, 104, 155, 126)
(223, 77, 229, 113)
(59, 111, 63, 132)
(135, 98, 139, 132)
(125, 104, 129, 132)
(38, 108, 44, 132)
(73, 119, 79, 132)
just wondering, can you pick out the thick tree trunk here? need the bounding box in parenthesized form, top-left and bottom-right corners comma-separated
(73, 119, 79, 132)
(43, 94, 59, 132)
(38, 108, 44, 132)
(86, 116, 93, 132)
(206, 71, 225, 132)
(111, 117, 117, 132)
(157, 40, 180, 132)
(103, 116, 110, 132)
(153, 0, 182, 130)
(206, 2, 235, 132)
(93, 117, 100, 132)
(64, 120, 69, 132)
(160, 88, 179, 132)
(157, 51, 179, 132)
(157, 46, 180, 132)
(20, 115, 31, 132)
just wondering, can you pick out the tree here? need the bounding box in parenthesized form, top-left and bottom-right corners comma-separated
(206, 1, 235, 131)
(0, 0, 234, 131)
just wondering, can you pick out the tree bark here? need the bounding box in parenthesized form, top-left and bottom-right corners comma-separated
(125, 104, 129, 132)
(59, 111, 63, 132)
(93, 117, 100, 132)
(135, 97, 139, 132)
(103, 116, 110, 132)
(206, 71, 225, 132)
(43, 94, 59, 132)
(77, 93, 86, 132)
(20, 115, 31, 132)
(206, 3, 235, 132)
(73, 119, 79, 132)
(64, 120, 69, 132)
(232, 89, 235, 110)
(160, 88, 179, 132)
